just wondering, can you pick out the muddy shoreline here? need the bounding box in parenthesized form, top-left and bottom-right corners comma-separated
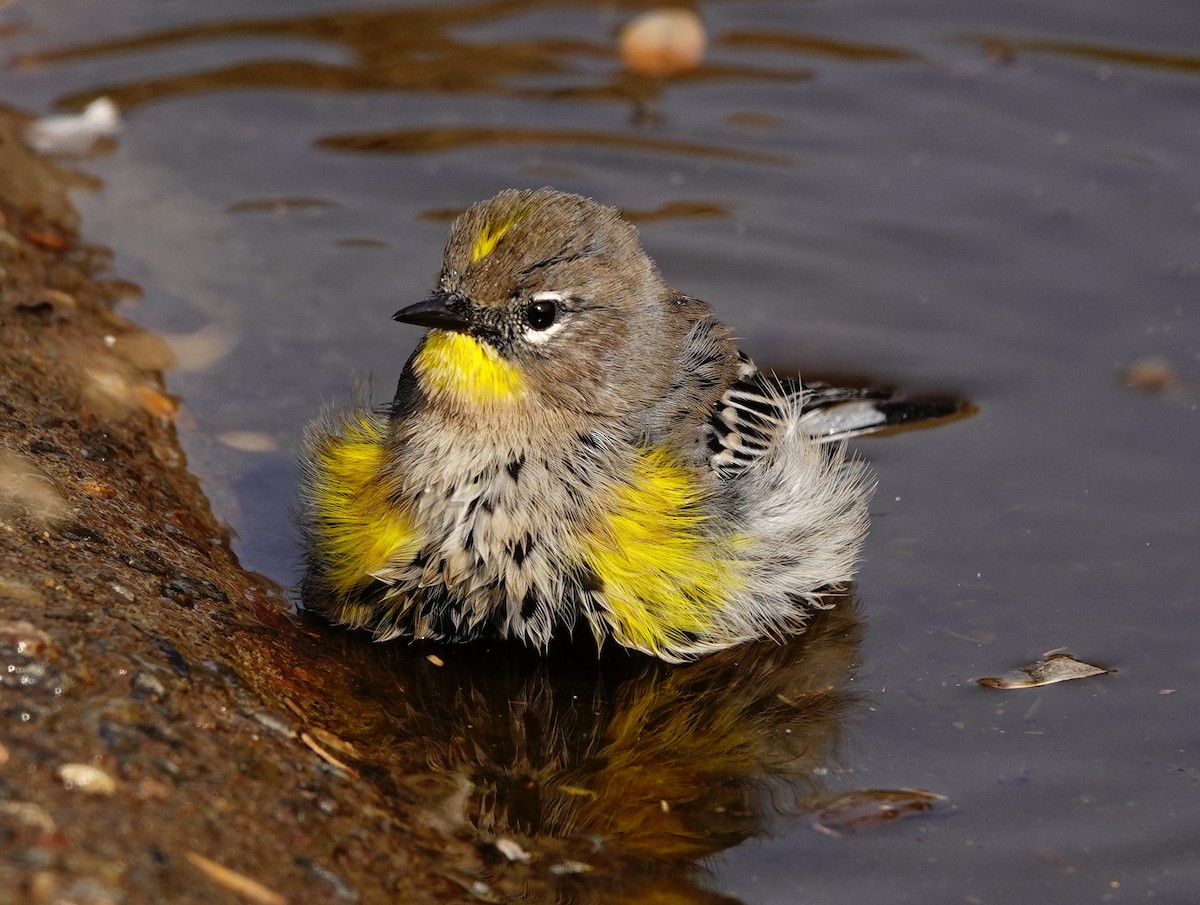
(0, 104, 484, 905)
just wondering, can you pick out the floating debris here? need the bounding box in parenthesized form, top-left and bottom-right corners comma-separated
(186, 852, 288, 905)
(809, 788, 945, 835)
(57, 763, 118, 796)
(622, 200, 728, 223)
(226, 196, 339, 214)
(105, 330, 177, 371)
(977, 653, 1115, 689)
(162, 323, 237, 372)
(425, 654, 445, 667)
(218, 431, 279, 453)
(25, 97, 120, 155)
(1123, 355, 1191, 397)
(336, 236, 390, 249)
(619, 7, 707, 78)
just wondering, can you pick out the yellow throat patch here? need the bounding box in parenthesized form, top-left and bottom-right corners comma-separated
(413, 330, 527, 406)
(578, 447, 748, 658)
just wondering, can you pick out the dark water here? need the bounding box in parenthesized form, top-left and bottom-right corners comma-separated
(2, 1, 1197, 901)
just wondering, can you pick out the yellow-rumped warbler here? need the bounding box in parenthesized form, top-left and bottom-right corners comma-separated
(299, 188, 949, 661)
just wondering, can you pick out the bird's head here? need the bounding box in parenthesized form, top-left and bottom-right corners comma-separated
(395, 188, 675, 417)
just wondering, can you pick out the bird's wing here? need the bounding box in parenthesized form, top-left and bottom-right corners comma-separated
(789, 377, 966, 442)
(707, 354, 789, 475)
(707, 358, 967, 475)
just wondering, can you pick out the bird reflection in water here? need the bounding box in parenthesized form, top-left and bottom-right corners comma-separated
(293, 599, 862, 903)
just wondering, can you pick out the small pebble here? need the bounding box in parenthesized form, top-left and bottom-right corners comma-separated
(135, 385, 180, 421)
(0, 620, 54, 658)
(58, 763, 118, 795)
(77, 480, 117, 499)
(247, 709, 297, 739)
(109, 583, 136, 602)
(132, 668, 166, 700)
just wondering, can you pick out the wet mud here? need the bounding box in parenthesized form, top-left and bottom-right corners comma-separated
(0, 104, 481, 904)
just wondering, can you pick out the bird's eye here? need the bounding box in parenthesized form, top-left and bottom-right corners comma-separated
(526, 300, 557, 331)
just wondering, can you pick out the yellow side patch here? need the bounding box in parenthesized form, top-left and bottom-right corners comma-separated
(310, 413, 421, 598)
(578, 448, 746, 657)
(413, 330, 527, 406)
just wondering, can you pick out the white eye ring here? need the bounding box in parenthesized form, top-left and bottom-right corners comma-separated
(523, 291, 567, 344)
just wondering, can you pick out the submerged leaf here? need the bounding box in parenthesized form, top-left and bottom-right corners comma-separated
(977, 653, 1115, 689)
(808, 788, 945, 835)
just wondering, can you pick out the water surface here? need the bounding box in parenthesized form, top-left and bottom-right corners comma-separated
(1, 1, 1197, 901)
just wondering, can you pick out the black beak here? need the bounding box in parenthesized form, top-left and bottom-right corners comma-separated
(393, 291, 471, 331)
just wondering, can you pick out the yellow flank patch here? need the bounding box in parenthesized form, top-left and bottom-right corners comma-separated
(578, 447, 747, 657)
(413, 329, 527, 406)
(310, 413, 421, 597)
(471, 216, 519, 262)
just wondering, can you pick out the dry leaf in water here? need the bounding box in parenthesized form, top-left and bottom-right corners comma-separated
(808, 788, 945, 836)
(1123, 355, 1190, 396)
(977, 653, 1115, 689)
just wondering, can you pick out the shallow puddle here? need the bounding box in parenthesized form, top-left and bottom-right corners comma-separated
(1, 1, 1197, 901)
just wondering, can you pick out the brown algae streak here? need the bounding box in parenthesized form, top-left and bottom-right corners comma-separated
(315, 126, 790, 165)
(18, 2, 829, 115)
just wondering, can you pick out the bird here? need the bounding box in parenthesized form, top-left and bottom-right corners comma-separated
(297, 187, 954, 662)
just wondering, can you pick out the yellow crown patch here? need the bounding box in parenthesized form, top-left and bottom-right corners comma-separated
(471, 217, 517, 263)
(469, 194, 547, 263)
